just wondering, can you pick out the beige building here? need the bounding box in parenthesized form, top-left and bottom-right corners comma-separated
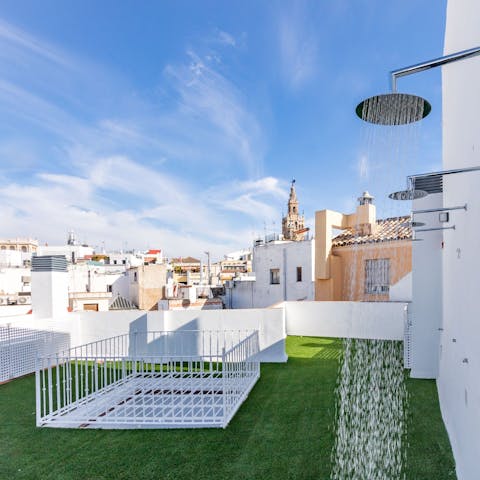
(171, 256, 201, 284)
(315, 192, 412, 301)
(0, 238, 38, 253)
(129, 264, 167, 310)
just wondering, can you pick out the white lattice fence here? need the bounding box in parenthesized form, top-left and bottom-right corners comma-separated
(0, 324, 70, 383)
(36, 330, 260, 429)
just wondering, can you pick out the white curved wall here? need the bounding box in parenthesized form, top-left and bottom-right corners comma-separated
(440, 2, 480, 479)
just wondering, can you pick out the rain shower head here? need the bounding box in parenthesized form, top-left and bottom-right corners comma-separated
(356, 93, 431, 125)
(356, 46, 480, 125)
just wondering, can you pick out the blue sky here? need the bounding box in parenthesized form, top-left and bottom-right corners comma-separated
(0, 1, 446, 258)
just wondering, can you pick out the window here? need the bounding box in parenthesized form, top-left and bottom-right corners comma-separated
(107, 285, 113, 293)
(133, 272, 138, 282)
(365, 259, 390, 294)
(296, 266, 302, 282)
(270, 268, 280, 285)
(21, 246, 27, 252)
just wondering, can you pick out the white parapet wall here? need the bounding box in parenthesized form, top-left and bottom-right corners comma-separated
(160, 308, 287, 362)
(0, 307, 287, 366)
(2, 300, 410, 384)
(65, 309, 287, 362)
(285, 301, 406, 340)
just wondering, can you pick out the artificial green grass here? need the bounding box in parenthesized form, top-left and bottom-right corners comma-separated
(0, 337, 455, 479)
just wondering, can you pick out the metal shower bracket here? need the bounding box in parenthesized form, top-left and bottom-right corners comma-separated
(414, 226, 456, 233)
(390, 46, 480, 92)
(412, 205, 467, 215)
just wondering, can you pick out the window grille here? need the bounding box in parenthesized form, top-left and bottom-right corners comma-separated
(365, 259, 390, 294)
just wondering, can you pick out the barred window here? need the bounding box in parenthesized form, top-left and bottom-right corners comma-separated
(270, 268, 280, 285)
(365, 259, 390, 294)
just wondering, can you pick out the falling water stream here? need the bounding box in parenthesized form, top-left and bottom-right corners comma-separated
(330, 95, 425, 479)
(331, 339, 408, 480)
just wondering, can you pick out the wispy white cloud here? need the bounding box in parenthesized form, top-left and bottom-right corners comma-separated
(217, 30, 236, 47)
(0, 18, 272, 257)
(0, 18, 73, 68)
(278, 4, 318, 90)
(164, 50, 264, 176)
(0, 155, 287, 256)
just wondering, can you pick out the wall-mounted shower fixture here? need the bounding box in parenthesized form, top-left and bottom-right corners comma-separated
(412, 205, 467, 215)
(414, 226, 456, 233)
(388, 189, 428, 200)
(400, 221, 425, 228)
(357, 46, 480, 125)
(407, 165, 480, 191)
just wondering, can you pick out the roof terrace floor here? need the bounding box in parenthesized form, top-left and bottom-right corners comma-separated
(0, 336, 455, 479)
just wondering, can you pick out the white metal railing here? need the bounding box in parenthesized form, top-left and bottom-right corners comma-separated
(0, 324, 69, 383)
(36, 330, 260, 429)
(223, 330, 260, 426)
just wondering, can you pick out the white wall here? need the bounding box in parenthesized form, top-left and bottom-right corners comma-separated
(1, 308, 287, 363)
(285, 301, 406, 340)
(161, 308, 287, 362)
(227, 279, 255, 309)
(236, 240, 314, 309)
(0, 267, 31, 295)
(410, 192, 443, 378)
(0, 305, 32, 317)
(37, 244, 94, 261)
(31, 271, 69, 319)
(0, 250, 29, 267)
(107, 252, 144, 267)
(68, 264, 125, 295)
(439, 3, 480, 478)
(389, 272, 411, 302)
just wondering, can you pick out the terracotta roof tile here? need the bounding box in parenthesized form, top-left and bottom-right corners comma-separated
(171, 256, 200, 263)
(332, 216, 412, 247)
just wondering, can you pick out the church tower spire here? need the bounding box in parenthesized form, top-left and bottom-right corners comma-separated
(282, 179, 305, 241)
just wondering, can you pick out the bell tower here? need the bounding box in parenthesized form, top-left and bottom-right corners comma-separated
(282, 180, 305, 241)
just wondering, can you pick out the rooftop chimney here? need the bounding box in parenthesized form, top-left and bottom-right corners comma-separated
(355, 191, 376, 235)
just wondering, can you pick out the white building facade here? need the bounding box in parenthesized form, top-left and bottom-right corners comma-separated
(226, 239, 315, 309)
(436, 3, 480, 478)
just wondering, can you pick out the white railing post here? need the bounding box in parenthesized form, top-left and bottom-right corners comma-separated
(222, 346, 227, 427)
(35, 355, 41, 426)
(7, 323, 11, 381)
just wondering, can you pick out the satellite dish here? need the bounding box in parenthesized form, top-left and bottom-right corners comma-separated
(388, 189, 428, 200)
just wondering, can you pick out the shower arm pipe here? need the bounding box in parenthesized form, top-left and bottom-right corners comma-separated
(414, 226, 455, 233)
(390, 46, 480, 92)
(412, 205, 467, 215)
